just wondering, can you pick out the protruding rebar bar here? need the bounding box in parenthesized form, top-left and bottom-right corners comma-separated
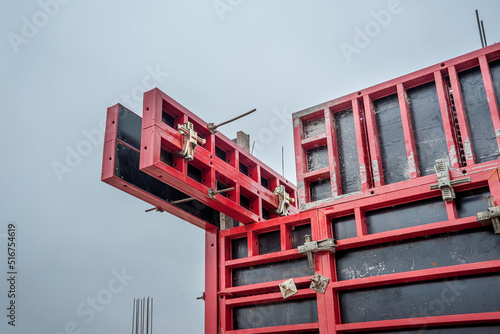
(207, 108, 256, 133)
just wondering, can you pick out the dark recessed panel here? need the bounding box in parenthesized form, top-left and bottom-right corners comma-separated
(292, 224, 312, 249)
(233, 258, 313, 286)
(374, 94, 409, 184)
(408, 82, 449, 176)
(491, 59, 500, 118)
(310, 178, 331, 202)
(332, 215, 357, 240)
(114, 141, 220, 227)
(459, 66, 499, 163)
(259, 230, 281, 255)
(335, 109, 361, 194)
(234, 298, 318, 330)
(455, 187, 490, 218)
(366, 197, 446, 234)
(307, 145, 329, 172)
(117, 105, 142, 150)
(232, 237, 248, 260)
(340, 274, 500, 323)
(215, 146, 226, 161)
(304, 117, 326, 138)
(336, 227, 500, 280)
(161, 111, 175, 128)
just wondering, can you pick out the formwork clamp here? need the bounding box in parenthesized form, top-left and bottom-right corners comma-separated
(430, 158, 471, 201)
(298, 234, 337, 269)
(274, 185, 295, 216)
(177, 121, 206, 161)
(476, 195, 500, 234)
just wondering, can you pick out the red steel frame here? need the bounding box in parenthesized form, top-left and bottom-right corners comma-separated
(217, 169, 500, 333)
(293, 43, 500, 211)
(139, 88, 298, 224)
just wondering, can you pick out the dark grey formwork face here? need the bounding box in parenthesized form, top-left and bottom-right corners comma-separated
(459, 66, 500, 163)
(113, 105, 220, 228)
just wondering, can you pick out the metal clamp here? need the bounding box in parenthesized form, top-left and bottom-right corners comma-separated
(177, 121, 206, 161)
(476, 196, 500, 234)
(430, 158, 471, 201)
(273, 185, 295, 216)
(279, 278, 298, 299)
(298, 234, 337, 269)
(309, 274, 329, 294)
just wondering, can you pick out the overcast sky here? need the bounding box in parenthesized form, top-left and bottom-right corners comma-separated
(2, 1, 500, 333)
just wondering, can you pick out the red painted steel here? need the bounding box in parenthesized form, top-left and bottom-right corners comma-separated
(139, 88, 298, 224)
(294, 43, 500, 210)
(101, 104, 213, 229)
(205, 228, 218, 334)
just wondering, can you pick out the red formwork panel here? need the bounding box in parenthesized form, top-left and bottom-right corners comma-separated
(216, 170, 500, 333)
(139, 88, 298, 224)
(101, 104, 214, 229)
(293, 43, 500, 211)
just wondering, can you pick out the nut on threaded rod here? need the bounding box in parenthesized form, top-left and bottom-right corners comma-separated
(207, 109, 256, 134)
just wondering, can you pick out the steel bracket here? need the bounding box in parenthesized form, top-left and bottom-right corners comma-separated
(279, 278, 298, 299)
(274, 185, 295, 216)
(309, 274, 329, 294)
(430, 158, 471, 201)
(177, 121, 206, 161)
(298, 234, 337, 269)
(476, 196, 500, 234)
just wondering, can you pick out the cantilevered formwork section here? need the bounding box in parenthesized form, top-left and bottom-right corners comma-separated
(293, 44, 500, 210)
(215, 168, 500, 334)
(139, 88, 298, 225)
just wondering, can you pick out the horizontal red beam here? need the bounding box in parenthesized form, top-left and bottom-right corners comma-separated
(225, 276, 312, 297)
(332, 260, 500, 291)
(225, 288, 316, 307)
(225, 249, 303, 269)
(225, 322, 319, 334)
(336, 312, 500, 332)
(140, 88, 298, 224)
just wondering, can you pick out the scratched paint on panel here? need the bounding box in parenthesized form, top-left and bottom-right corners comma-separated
(233, 298, 318, 330)
(365, 196, 446, 234)
(307, 146, 329, 172)
(259, 230, 281, 255)
(310, 178, 331, 202)
(335, 109, 361, 194)
(336, 227, 500, 280)
(232, 237, 248, 260)
(232, 258, 313, 286)
(459, 67, 500, 163)
(408, 82, 449, 175)
(374, 94, 410, 184)
(491, 59, 500, 115)
(455, 187, 490, 218)
(339, 274, 500, 323)
(304, 117, 326, 138)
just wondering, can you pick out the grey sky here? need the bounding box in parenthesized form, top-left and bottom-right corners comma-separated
(1, 0, 500, 333)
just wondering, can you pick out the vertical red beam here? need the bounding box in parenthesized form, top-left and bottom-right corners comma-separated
(434, 70, 460, 169)
(488, 169, 500, 206)
(205, 228, 218, 334)
(325, 108, 342, 197)
(449, 65, 476, 165)
(293, 114, 308, 206)
(364, 95, 384, 187)
(397, 83, 420, 179)
(352, 98, 371, 190)
(315, 210, 338, 334)
(247, 231, 259, 257)
(218, 232, 231, 332)
(479, 55, 500, 154)
(354, 207, 368, 237)
(280, 223, 292, 251)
